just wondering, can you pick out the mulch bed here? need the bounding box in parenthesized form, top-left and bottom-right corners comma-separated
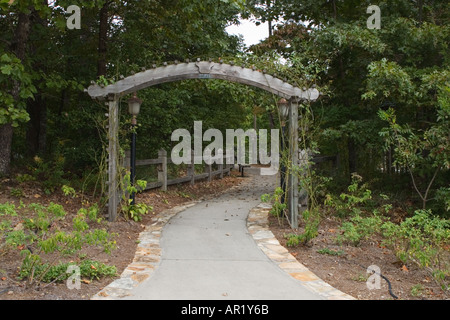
(0, 172, 244, 300)
(267, 213, 449, 300)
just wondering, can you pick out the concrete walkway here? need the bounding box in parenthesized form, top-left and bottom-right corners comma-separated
(92, 169, 354, 300)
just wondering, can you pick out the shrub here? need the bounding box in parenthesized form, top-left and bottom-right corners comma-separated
(381, 209, 449, 289)
(30, 155, 67, 194)
(261, 187, 286, 218)
(0, 202, 18, 216)
(19, 258, 117, 283)
(317, 248, 345, 256)
(0, 200, 117, 288)
(336, 214, 384, 246)
(121, 172, 153, 222)
(324, 173, 373, 217)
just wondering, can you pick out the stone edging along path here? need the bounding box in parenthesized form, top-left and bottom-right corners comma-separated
(92, 200, 355, 300)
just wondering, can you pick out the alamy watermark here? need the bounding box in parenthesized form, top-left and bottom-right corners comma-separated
(366, 265, 381, 290)
(171, 121, 280, 175)
(367, 5, 381, 29)
(66, 5, 81, 30)
(66, 265, 81, 290)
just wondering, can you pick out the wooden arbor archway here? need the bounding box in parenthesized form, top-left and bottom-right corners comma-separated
(87, 60, 320, 227)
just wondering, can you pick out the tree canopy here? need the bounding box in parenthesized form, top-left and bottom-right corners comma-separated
(0, 0, 448, 215)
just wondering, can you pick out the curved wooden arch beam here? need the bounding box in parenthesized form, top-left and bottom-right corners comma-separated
(87, 61, 319, 101)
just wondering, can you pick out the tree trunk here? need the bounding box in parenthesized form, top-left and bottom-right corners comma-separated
(348, 139, 357, 174)
(26, 1, 48, 156)
(26, 94, 47, 156)
(418, 0, 423, 25)
(0, 11, 31, 175)
(97, 3, 109, 77)
(0, 124, 13, 175)
(12, 12, 30, 61)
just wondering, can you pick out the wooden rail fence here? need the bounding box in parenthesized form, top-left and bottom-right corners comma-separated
(124, 149, 235, 192)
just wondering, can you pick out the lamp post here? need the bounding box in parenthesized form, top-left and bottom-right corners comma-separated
(277, 98, 289, 205)
(128, 92, 142, 205)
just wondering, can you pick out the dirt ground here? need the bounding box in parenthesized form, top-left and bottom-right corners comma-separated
(1, 170, 448, 300)
(0, 171, 244, 300)
(268, 214, 449, 300)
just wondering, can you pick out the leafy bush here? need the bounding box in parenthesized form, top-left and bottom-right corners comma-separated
(317, 248, 345, 256)
(0, 202, 18, 216)
(324, 173, 373, 217)
(15, 173, 35, 183)
(435, 187, 450, 216)
(62, 185, 77, 198)
(285, 233, 300, 247)
(19, 258, 117, 283)
(10, 187, 24, 198)
(336, 214, 384, 246)
(381, 209, 450, 288)
(121, 172, 153, 221)
(299, 208, 321, 243)
(30, 155, 67, 194)
(0, 198, 117, 287)
(283, 208, 321, 246)
(261, 187, 286, 218)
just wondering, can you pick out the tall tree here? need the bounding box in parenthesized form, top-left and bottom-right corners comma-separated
(0, 1, 35, 174)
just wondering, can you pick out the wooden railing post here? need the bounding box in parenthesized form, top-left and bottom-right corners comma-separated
(158, 149, 167, 191)
(218, 162, 223, 179)
(225, 151, 232, 176)
(189, 150, 195, 186)
(207, 163, 212, 182)
(218, 148, 224, 179)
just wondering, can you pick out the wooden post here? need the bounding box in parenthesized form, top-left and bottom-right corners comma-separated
(107, 97, 119, 222)
(158, 149, 167, 191)
(218, 148, 224, 179)
(226, 151, 233, 176)
(189, 150, 195, 185)
(219, 162, 223, 179)
(207, 163, 212, 182)
(288, 98, 299, 229)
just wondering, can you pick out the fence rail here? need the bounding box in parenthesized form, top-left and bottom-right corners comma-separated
(124, 149, 235, 192)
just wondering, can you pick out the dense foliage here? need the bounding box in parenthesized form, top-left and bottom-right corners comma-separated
(0, 1, 448, 216)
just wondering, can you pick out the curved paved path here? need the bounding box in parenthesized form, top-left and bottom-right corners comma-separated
(92, 170, 354, 300)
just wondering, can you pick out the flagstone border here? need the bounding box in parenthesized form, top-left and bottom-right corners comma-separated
(247, 203, 356, 300)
